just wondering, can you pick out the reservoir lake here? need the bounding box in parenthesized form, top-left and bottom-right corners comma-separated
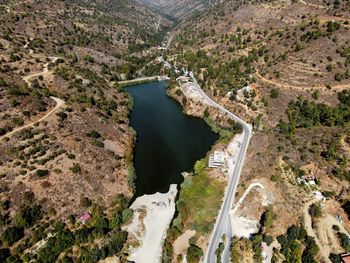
(126, 81, 218, 197)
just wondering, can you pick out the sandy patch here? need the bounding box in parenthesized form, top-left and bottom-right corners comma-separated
(99, 256, 119, 263)
(103, 139, 122, 156)
(231, 215, 260, 238)
(173, 229, 196, 257)
(230, 183, 265, 238)
(126, 184, 178, 263)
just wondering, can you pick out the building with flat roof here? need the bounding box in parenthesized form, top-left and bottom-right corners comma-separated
(208, 151, 225, 168)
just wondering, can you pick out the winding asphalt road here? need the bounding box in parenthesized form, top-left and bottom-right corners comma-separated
(189, 73, 252, 263)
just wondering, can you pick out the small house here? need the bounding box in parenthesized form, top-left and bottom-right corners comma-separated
(341, 253, 350, 263)
(301, 174, 316, 186)
(80, 211, 91, 224)
(304, 175, 315, 181)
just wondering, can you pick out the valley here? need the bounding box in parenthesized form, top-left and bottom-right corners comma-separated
(0, 0, 350, 262)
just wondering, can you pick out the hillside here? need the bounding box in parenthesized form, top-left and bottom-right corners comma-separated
(1, 0, 350, 261)
(161, 0, 350, 262)
(138, 0, 217, 20)
(0, 0, 171, 261)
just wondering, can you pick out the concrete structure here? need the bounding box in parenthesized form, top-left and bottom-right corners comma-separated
(208, 151, 225, 168)
(176, 76, 190, 83)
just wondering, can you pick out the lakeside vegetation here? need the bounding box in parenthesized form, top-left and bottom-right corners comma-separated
(177, 158, 225, 234)
(204, 116, 242, 144)
(162, 158, 225, 262)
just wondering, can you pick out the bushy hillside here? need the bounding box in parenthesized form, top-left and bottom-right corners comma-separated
(0, 0, 170, 261)
(162, 0, 350, 261)
(138, 0, 217, 20)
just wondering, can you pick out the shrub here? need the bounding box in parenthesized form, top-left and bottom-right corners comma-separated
(0, 128, 6, 136)
(36, 169, 49, 177)
(175, 89, 183, 96)
(308, 203, 322, 218)
(186, 244, 203, 263)
(86, 130, 101, 138)
(338, 232, 350, 252)
(91, 139, 104, 147)
(0, 77, 7, 86)
(15, 205, 42, 227)
(333, 225, 340, 231)
(80, 197, 92, 208)
(67, 153, 75, 159)
(329, 253, 342, 263)
(122, 208, 133, 224)
(270, 88, 279, 98)
(56, 111, 68, 120)
(0, 248, 10, 261)
(1, 227, 24, 246)
(312, 91, 320, 99)
(261, 207, 274, 230)
(334, 73, 342, 82)
(263, 235, 273, 246)
(70, 163, 81, 174)
(84, 55, 95, 63)
(8, 85, 29, 96)
(127, 165, 136, 189)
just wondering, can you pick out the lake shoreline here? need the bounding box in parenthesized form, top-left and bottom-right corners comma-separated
(125, 81, 218, 197)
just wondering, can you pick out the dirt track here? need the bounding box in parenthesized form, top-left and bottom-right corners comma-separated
(0, 56, 64, 141)
(303, 199, 330, 262)
(256, 71, 350, 93)
(0, 97, 65, 141)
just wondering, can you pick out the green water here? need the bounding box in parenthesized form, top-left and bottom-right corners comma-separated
(126, 81, 218, 197)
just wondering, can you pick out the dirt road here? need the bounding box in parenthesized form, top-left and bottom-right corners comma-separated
(0, 55, 65, 141)
(22, 56, 59, 87)
(0, 97, 65, 141)
(303, 199, 331, 262)
(256, 71, 350, 93)
(299, 0, 327, 9)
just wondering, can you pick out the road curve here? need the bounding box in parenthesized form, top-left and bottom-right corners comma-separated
(0, 97, 65, 141)
(189, 74, 252, 263)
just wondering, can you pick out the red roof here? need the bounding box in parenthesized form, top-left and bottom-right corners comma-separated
(305, 175, 315, 180)
(342, 254, 350, 263)
(80, 212, 91, 222)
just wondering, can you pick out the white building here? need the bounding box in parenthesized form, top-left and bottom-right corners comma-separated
(208, 151, 225, 168)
